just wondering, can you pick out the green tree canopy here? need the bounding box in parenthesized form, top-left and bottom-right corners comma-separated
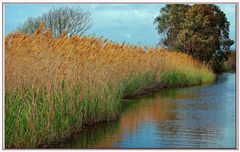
(154, 4, 234, 67)
(155, 4, 190, 50)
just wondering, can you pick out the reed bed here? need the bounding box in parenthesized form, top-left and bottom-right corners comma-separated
(5, 24, 215, 148)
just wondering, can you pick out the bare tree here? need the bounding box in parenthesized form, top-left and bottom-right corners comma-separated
(17, 7, 93, 37)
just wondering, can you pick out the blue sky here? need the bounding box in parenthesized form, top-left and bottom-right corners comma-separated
(4, 3, 236, 48)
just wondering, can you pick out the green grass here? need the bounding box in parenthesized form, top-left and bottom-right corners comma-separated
(5, 83, 123, 148)
(160, 70, 215, 86)
(122, 72, 157, 94)
(5, 70, 215, 148)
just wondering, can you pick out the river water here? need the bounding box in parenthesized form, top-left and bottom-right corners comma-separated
(60, 73, 236, 149)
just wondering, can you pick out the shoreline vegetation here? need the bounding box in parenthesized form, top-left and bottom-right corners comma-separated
(5, 25, 215, 148)
(224, 51, 236, 72)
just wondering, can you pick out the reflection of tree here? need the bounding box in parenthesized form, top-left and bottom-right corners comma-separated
(216, 74, 228, 83)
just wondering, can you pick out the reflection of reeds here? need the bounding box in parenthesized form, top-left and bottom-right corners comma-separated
(67, 92, 182, 148)
(5, 25, 215, 148)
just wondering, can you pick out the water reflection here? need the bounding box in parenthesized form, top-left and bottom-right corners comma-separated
(60, 73, 235, 148)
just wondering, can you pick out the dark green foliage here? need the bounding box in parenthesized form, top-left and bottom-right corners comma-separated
(224, 51, 236, 71)
(211, 50, 230, 73)
(154, 4, 190, 49)
(154, 4, 234, 70)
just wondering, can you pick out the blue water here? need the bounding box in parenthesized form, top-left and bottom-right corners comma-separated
(61, 73, 236, 149)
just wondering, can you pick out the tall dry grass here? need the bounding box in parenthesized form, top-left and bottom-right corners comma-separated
(5, 24, 215, 148)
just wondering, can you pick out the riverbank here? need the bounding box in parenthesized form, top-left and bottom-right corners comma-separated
(60, 73, 235, 148)
(5, 26, 215, 148)
(6, 70, 214, 148)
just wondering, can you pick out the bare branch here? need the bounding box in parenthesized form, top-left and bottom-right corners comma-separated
(17, 6, 93, 37)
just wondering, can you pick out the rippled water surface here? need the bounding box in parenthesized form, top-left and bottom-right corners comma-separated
(60, 73, 236, 148)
